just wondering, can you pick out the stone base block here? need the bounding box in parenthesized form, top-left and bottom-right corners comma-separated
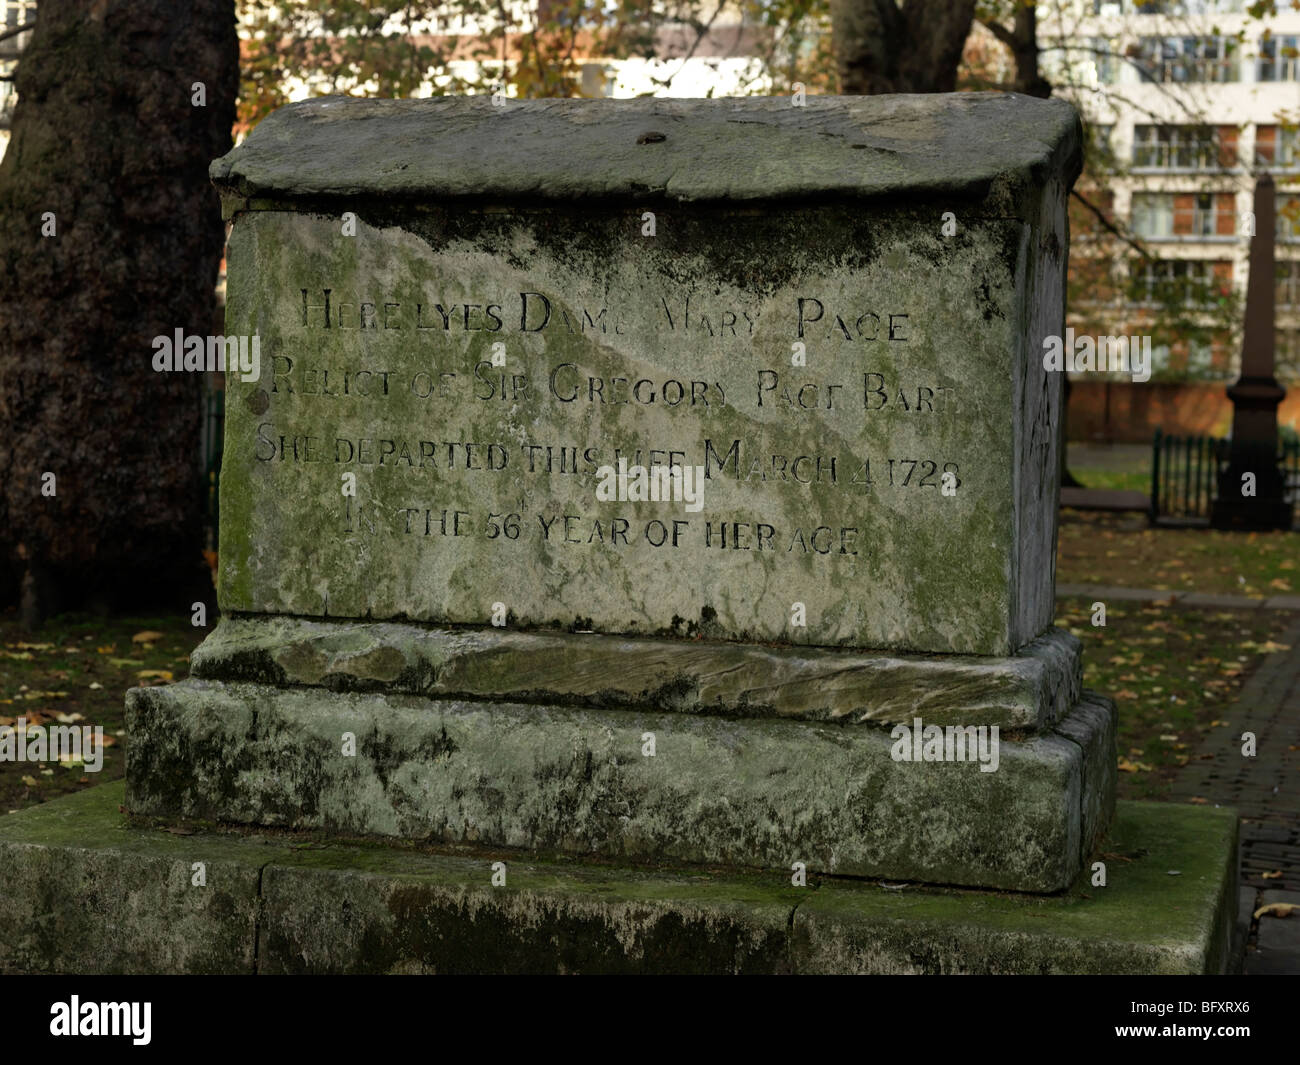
(126, 679, 1115, 892)
(190, 616, 1084, 730)
(0, 784, 1238, 974)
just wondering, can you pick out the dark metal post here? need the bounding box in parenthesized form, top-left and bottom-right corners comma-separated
(1150, 428, 1162, 523)
(1211, 174, 1292, 530)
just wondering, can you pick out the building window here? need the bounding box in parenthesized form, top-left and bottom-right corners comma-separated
(1279, 196, 1300, 243)
(1133, 194, 1174, 238)
(1130, 259, 1231, 308)
(1133, 124, 1220, 169)
(1258, 36, 1299, 83)
(1046, 39, 1118, 86)
(3, 2, 36, 30)
(1279, 128, 1300, 169)
(1135, 37, 1237, 83)
(1133, 193, 1234, 238)
(1277, 262, 1300, 309)
(1253, 125, 1296, 167)
(1090, 38, 1119, 85)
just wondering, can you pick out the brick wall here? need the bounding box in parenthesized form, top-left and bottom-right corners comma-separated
(1068, 380, 1300, 443)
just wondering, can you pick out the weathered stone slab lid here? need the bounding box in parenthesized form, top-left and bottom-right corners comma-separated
(210, 93, 1081, 208)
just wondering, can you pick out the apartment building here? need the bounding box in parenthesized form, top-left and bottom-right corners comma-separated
(1039, 0, 1300, 379)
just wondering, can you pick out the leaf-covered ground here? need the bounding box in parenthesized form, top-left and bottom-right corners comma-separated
(2, 590, 1292, 812)
(1055, 596, 1293, 800)
(0, 611, 209, 814)
(1058, 509, 1300, 597)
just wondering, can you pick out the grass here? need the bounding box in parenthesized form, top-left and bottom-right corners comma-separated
(1067, 442, 1152, 498)
(1058, 509, 1300, 597)
(1055, 595, 1294, 800)
(1069, 467, 1151, 494)
(0, 611, 208, 814)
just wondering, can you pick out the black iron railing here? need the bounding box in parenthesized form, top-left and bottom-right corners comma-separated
(1151, 428, 1300, 524)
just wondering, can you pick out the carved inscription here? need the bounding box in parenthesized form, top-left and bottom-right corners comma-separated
(257, 287, 965, 562)
(221, 207, 1022, 651)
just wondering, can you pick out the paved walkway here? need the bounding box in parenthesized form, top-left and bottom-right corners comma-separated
(1062, 582, 1300, 973)
(1056, 584, 1300, 611)
(1059, 487, 1150, 512)
(1161, 614, 1300, 975)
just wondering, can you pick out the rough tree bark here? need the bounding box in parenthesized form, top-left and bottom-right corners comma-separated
(0, 0, 238, 624)
(831, 0, 976, 94)
(980, 2, 1052, 98)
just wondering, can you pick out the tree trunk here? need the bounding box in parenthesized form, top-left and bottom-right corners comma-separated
(982, 3, 1052, 98)
(831, 0, 976, 95)
(0, 0, 237, 625)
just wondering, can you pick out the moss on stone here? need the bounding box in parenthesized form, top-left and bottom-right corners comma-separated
(0, 784, 1235, 974)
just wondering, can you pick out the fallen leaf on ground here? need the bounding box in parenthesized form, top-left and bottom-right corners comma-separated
(1254, 903, 1296, 919)
(1261, 870, 1283, 879)
(135, 670, 173, 681)
(131, 631, 165, 645)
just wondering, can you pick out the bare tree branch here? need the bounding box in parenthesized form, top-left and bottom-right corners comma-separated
(0, 21, 35, 46)
(1071, 187, 1154, 262)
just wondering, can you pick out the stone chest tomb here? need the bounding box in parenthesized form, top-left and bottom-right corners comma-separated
(120, 93, 1121, 896)
(0, 94, 1243, 975)
(212, 95, 1070, 658)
